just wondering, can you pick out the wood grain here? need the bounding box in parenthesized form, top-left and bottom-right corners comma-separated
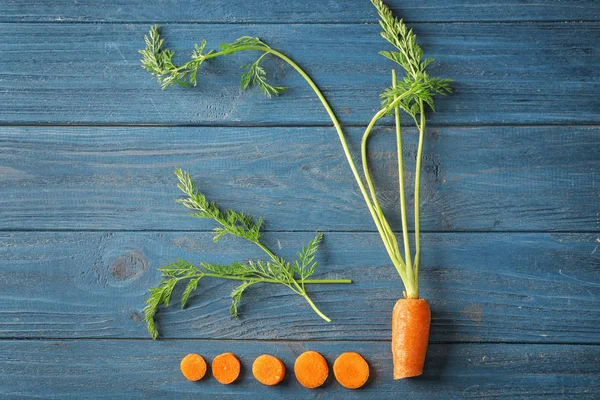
(1, 126, 597, 232)
(0, 23, 598, 125)
(1, 1, 598, 398)
(1, 0, 598, 23)
(1, 231, 598, 342)
(0, 340, 598, 399)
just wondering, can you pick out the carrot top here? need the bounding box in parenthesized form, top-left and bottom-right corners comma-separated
(180, 353, 207, 382)
(333, 352, 370, 389)
(252, 354, 286, 386)
(212, 352, 241, 385)
(294, 350, 329, 389)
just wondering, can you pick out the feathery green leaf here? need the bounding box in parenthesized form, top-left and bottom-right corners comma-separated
(140, 26, 285, 97)
(143, 170, 350, 339)
(292, 233, 323, 279)
(181, 277, 201, 308)
(371, 0, 452, 115)
(230, 281, 256, 317)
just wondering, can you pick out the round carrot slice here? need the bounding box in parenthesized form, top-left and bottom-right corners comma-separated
(333, 352, 369, 389)
(294, 350, 329, 388)
(252, 354, 286, 386)
(212, 352, 241, 384)
(180, 353, 207, 381)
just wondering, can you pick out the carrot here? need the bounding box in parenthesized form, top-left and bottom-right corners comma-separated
(252, 354, 286, 386)
(180, 353, 207, 381)
(212, 352, 241, 384)
(392, 298, 431, 379)
(294, 350, 329, 388)
(333, 352, 369, 389)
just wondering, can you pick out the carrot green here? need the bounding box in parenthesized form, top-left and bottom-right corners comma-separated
(144, 169, 351, 339)
(140, 0, 451, 322)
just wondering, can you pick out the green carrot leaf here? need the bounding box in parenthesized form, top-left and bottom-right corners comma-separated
(181, 277, 202, 308)
(293, 233, 323, 278)
(140, 26, 284, 97)
(372, 0, 452, 115)
(175, 168, 263, 243)
(230, 281, 256, 317)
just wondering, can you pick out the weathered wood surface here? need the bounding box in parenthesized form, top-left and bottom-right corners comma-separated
(2, 126, 598, 232)
(1, 231, 598, 342)
(1, 23, 598, 125)
(1, 0, 598, 397)
(0, 340, 598, 399)
(1, 0, 599, 23)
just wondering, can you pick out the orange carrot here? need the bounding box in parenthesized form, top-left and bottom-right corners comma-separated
(294, 350, 329, 388)
(333, 352, 369, 389)
(252, 354, 286, 386)
(392, 298, 431, 379)
(180, 353, 207, 381)
(212, 352, 241, 384)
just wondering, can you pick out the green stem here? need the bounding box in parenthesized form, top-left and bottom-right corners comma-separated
(393, 70, 414, 298)
(181, 45, 269, 69)
(202, 45, 413, 287)
(177, 273, 340, 322)
(412, 100, 426, 292)
(186, 45, 418, 294)
(201, 274, 352, 284)
(287, 276, 331, 322)
(301, 294, 331, 322)
(359, 89, 425, 290)
(266, 48, 406, 275)
(303, 278, 352, 284)
(254, 240, 280, 264)
(268, 49, 366, 202)
(360, 121, 401, 261)
(359, 88, 417, 252)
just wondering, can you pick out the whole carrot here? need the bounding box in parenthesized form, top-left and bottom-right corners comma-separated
(392, 299, 431, 379)
(365, 0, 451, 378)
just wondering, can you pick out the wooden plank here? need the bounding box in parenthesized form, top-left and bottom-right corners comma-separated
(0, 340, 598, 399)
(0, 23, 598, 125)
(1, 232, 598, 342)
(1, 0, 598, 23)
(1, 126, 598, 232)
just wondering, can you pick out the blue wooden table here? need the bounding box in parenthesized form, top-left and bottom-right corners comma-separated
(1, 1, 599, 398)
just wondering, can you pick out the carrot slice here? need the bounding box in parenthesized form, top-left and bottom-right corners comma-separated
(392, 298, 431, 379)
(252, 354, 286, 386)
(180, 353, 207, 381)
(211, 352, 241, 384)
(294, 350, 329, 388)
(333, 352, 369, 389)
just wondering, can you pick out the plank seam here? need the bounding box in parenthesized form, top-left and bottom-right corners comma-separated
(0, 123, 599, 129)
(0, 229, 598, 234)
(0, 20, 598, 25)
(0, 338, 598, 345)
